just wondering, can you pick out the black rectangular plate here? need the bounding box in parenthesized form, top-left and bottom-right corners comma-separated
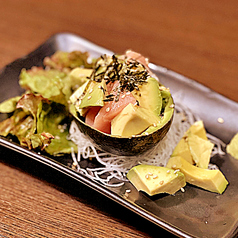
(0, 33, 238, 238)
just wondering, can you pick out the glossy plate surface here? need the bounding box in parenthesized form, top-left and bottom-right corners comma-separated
(0, 33, 238, 238)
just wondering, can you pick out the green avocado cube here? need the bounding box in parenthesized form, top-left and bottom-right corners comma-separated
(166, 156, 228, 194)
(127, 164, 186, 196)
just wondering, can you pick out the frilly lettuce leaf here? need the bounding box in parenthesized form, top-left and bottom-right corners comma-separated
(22, 132, 54, 151)
(0, 50, 95, 155)
(16, 93, 50, 135)
(0, 93, 55, 151)
(0, 110, 27, 137)
(19, 67, 68, 105)
(15, 94, 54, 150)
(0, 93, 76, 155)
(0, 108, 53, 151)
(19, 66, 91, 105)
(37, 101, 77, 156)
(0, 93, 45, 139)
(43, 51, 93, 72)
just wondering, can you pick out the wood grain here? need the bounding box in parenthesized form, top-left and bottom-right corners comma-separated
(0, 0, 238, 237)
(0, 148, 167, 237)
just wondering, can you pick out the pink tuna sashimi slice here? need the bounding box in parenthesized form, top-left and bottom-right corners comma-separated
(125, 50, 149, 69)
(85, 106, 101, 126)
(93, 92, 137, 134)
(94, 116, 111, 134)
(125, 50, 156, 78)
(84, 82, 118, 133)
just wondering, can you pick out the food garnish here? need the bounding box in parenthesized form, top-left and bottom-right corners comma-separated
(226, 132, 238, 159)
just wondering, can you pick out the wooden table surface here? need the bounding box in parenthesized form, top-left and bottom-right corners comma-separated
(0, 1, 238, 237)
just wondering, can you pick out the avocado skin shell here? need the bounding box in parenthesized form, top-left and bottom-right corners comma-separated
(73, 113, 173, 156)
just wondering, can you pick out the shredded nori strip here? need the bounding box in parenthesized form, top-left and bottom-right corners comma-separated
(89, 54, 149, 101)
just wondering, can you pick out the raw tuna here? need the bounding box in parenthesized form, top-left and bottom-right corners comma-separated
(85, 106, 101, 126)
(91, 81, 137, 134)
(125, 50, 149, 70)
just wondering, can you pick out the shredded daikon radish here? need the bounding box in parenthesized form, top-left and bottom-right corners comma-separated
(68, 102, 225, 187)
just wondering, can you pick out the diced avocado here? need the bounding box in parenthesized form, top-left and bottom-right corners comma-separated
(68, 68, 93, 92)
(188, 120, 207, 140)
(160, 88, 171, 109)
(127, 164, 186, 196)
(132, 77, 162, 116)
(172, 138, 194, 164)
(187, 133, 214, 169)
(226, 132, 238, 159)
(171, 120, 212, 168)
(70, 79, 106, 116)
(70, 80, 89, 104)
(70, 80, 90, 116)
(142, 93, 174, 135)
(111, 103, 160, 137)
(78, 80, 105, 109)
(166, 156, 228, 194)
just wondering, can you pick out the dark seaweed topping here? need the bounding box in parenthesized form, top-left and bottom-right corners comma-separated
(103, 93, 115, 102)
(90, 54, 149, 100)
(103, 98, 114, 102)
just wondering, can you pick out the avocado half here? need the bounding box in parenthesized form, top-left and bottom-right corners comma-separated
(70, 94, 174, 156)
